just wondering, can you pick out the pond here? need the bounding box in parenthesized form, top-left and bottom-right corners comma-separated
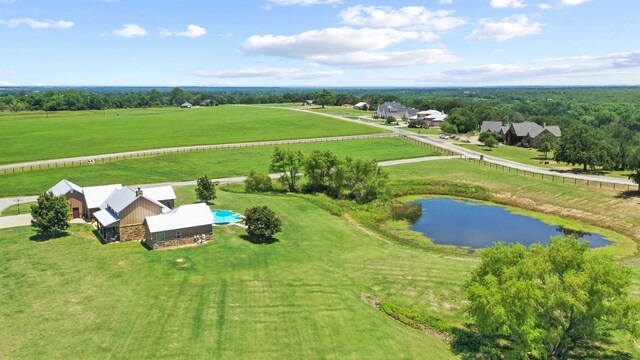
(409, 198, 612, 248)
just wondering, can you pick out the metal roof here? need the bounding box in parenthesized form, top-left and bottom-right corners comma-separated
(139, 186, 176, 201)
(83, 184, 123, 209)
(145, 203, 214, 233)
(94, 208, 120, 227)
(101, 186, 169, 214)
(48, 179, 83, 197)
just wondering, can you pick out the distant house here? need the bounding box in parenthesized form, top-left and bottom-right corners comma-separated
(199, 99, 215, 107)
(302, 100, 314, 106)
(375, 102, 419, 120)
(143, 203, 214, 249)
(480, 120, 561, 146)
(93, 187, 170, 243)
(180, 102, 192, 108)
(416, 110, 448, 127)
(48, 179, 84, 219)
(353, 102, 370, 111)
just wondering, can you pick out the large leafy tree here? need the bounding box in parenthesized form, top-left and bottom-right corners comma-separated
(245, 169, 274, 193)
(627, 146, 640, 191)
(465, 236, 639, 359)
(554, 125, 599, 171)
(244, 206, 282, 242)
(340, 157, 389, 203)
(314, 89, 335, 108)
(535, 132, 559, 159)
(31, 191, 69, 237)
(270, 147, 305, 192)
(195, 175, 216, 203)
(304, 150, 339, 193)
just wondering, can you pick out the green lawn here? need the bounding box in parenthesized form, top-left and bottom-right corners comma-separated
(0, 190, 459, 359)
(460, 143, 633, 179)
(301, 105, 376, 119)
(0, 202, 34, 216)
(0, 106, 384, 165)
(0, 137, 441, 197)
(1, 160, 638, 358)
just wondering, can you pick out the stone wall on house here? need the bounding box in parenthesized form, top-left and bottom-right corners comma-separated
(119, 224, 146, 242)
(150, 233, 212, 250)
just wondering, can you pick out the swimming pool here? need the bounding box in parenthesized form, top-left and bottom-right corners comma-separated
(212, 210, 243, 225)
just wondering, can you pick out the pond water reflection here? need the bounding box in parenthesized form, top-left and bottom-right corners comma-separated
(409, 198, 612, 249)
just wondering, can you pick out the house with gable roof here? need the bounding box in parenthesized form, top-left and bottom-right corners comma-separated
(375, 102, 419, 121)
(48, 179, 85, 219)
(93, 187, 170, 242)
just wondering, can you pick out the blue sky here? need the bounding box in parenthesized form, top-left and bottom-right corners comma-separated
(0, 0, 638, 86)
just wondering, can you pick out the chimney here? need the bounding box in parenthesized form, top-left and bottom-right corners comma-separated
(136, 187, 143, 197)
(543, 122, 547, 128)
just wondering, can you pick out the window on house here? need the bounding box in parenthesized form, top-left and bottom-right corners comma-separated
(156, 233, 166, 242)
(176, 230, 182, 239)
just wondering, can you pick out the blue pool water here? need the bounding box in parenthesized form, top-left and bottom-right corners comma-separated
(409, 198, 612, 249)
(213, 210, 242, 225)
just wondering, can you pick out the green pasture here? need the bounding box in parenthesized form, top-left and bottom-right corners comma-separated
(0, 137, 440, 197)
(0, 106, 383, 165)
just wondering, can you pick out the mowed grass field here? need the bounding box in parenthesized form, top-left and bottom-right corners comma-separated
(459, 143, 633, 179)
(0, 106, 384, 164)
(1, 159, 639, 357)
(0, 137, 440, 197)
(0, 190, 460, 359)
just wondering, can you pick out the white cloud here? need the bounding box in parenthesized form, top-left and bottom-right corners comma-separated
(194, 67, 343, 79)
(244, 27, 420, 58)
(490, 0, 526, 8)
(161, 24, 207, 38)
(538, 3, 552, 9)
(266, 0, 341, 6)
(394, 50, 640, 85)
(340, 5, 466, 32)
(243, 26, 460, 68)
(0, 81, 14, 86)
(311, 49, 459, 68)
(559, 0, 588, 5)
(466, 15, 542, 41)
(440, 0, 453, 4)
(112, 24, 148, 38)
(1, 18, 74, 29)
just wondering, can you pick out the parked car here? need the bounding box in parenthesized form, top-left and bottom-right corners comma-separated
(439, 134, 452, 139)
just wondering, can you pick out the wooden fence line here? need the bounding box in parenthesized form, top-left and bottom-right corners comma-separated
(1, 133, 400, 175)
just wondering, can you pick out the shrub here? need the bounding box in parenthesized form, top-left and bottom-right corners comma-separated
(390, 203, 422, 223)
(245, 169, 274, 193)
(244, 206, 282, 242)
(31, 191, 69, 237)
(195, 175, 216, 203)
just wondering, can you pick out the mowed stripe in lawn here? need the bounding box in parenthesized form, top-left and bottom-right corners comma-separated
(0, 191, 457, 359)
(0, 106, 384, 165)
(0, 137, 441, 197)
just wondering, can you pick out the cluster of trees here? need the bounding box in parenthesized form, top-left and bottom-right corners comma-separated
(554, 123, 640, 177)
(245, 148, 388, 203)
(466, 236, 639, 358)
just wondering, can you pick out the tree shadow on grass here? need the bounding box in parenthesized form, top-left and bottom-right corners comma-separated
(29, 231, 69, 242)
(239, 234, 279, 245)
(615, 190, 640, 199)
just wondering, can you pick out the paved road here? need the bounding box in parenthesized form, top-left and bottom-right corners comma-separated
(401, 131, 636, 187)
(0, 214, 32, 229)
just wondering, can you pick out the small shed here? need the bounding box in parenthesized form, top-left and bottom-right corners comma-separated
(180, 102, 192, 108)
